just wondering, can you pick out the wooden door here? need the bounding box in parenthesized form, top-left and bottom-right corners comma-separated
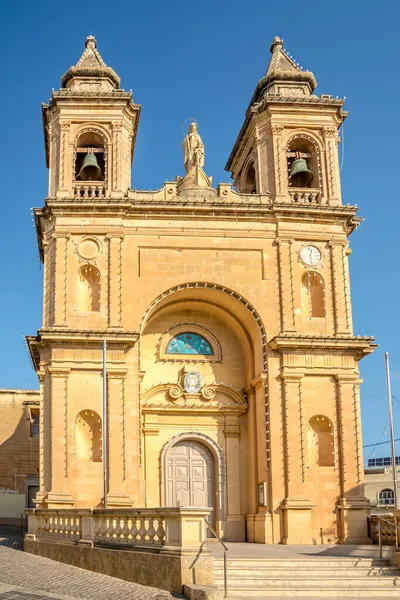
(166, 440, 215, 525)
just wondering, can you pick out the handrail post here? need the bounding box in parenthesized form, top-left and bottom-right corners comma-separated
(204, 518, 228, 598)
(378, 518, 382, 559)
(223, 549, 228, 599)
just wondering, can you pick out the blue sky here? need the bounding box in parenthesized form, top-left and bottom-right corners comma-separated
(0, 0, 399, 462)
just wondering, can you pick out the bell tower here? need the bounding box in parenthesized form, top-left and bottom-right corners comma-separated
(226, 36, 344, 206)
(42, 35, 141, 199)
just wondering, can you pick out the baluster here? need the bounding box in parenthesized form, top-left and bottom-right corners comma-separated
(121, 517, 130, 542)
(146, 518, 156, 545)
(137, 517, 146, 544)
(114, 516, 123, 542)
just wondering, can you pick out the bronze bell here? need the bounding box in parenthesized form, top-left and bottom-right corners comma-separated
(289, 158, 314, 187)
(79, 153, 102, 181)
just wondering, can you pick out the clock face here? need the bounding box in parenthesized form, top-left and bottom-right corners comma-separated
(300, 245, 322, 266)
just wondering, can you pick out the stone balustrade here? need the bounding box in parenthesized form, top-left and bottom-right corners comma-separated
(289, 188, 320, 204)
(26, 507, 211, 553)
(74, 183, 106, 199)
(369, 515, 399, 546)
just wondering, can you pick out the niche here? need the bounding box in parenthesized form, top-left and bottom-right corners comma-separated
(75, 410, 102, 462)
(74, 131, 106, 181)
(76, 265, 100, 312)
(307, 415, 334, 467)
(301, 271, 325, 318)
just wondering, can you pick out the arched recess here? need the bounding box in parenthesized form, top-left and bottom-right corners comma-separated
(301, 271, 325, 318)
(239, 154, 257, 194)
(76, 265, 101, 312)
(307, 415, 334, 467)
(160, 431, 226, 520)
(139, 282, 271, 515)
(74, 410, 102, 462)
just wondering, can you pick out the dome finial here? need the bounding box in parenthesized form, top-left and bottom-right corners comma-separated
(85, 35, 97, 49)
(270, 36, 284, 54)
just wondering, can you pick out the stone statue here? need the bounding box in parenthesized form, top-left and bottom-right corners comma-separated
(182, 122, 204, 172)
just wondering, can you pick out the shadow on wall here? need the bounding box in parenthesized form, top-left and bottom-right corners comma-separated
(0, 406, 39, 525)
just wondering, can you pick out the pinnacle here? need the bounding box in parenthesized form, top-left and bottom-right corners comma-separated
(270, 36, 284, 53)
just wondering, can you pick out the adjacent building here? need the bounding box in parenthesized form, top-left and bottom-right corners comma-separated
(0, 390, 40, 526)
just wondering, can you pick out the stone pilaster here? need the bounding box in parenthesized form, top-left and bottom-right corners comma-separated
(281, 372, 314, 544)
(330, 241, 350, 334)
(277, 238, 296, 332)
(52, 233, 70, 327)
(322, 126, 341, 203)
(107, 234, 124, 328)
(106, 370, 132, 507)
(335, 375, 370, 543)
(225, 418, 245, 541)
(46, 367, 74, 507)
(111, 121, 123, 194)
(271, 125, 284, 199)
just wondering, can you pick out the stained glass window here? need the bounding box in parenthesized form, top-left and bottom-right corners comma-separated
(166, 332, 213, 355)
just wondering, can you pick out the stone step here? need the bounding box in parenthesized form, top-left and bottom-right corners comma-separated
(223, 588, 400, 597)
(214, 567, 400, 578)
(214, 576, 399, 589)
(214, 558, 392, 568)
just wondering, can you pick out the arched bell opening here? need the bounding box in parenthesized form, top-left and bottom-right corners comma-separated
(74, 131, 106, 182)
(238, 159, 257, 194)
(287, 137, 320, 189)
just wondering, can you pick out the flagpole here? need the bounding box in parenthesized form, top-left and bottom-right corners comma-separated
(384, 351, 398, 548)
(103, 339, 108, 509)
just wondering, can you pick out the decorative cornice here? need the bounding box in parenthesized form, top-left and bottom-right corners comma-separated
(269, 334, 377, 358)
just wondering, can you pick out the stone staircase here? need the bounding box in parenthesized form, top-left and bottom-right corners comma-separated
(213, 556, 400, 597)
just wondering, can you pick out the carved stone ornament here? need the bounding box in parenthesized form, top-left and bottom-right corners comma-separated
(76, 236, 101, 261)
(201, 385, 216, 401)
(322, 126, 338, 138)
(168, 384, 184, 400)
(183, 371, 201, 393)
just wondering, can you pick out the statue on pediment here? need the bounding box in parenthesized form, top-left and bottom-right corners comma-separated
(183, 122, 204, 173)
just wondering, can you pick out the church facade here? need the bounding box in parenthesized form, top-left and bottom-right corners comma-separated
(27, 35, 375, 545)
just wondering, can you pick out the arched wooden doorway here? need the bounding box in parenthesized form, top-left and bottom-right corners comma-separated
(165, 439, 216, 527)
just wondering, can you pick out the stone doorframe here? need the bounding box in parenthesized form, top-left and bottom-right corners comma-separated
(160, 431, 226, 523)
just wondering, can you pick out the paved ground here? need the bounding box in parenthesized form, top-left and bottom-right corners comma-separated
(0, 535, 178, 600)
(207, 540, 395, 559)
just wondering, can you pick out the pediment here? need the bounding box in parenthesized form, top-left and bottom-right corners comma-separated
(142, 383, 247, 414)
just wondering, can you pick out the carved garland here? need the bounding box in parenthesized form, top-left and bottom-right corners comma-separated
(160, 431, 227, 520)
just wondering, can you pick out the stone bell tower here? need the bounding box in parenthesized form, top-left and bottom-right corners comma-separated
(29, 36, 142, 509)
(43, 35, 140, 200)
(226, 37, 375, 544)
(226, 36, 343, 206)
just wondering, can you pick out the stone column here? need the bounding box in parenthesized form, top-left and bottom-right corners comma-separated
(281, 371, 314, 544)
(52, 233, 70, 327)
(335, 375, 370, 543)
(244, 383, 257, 542)
(46, 367, 74, 507)
(143, 424, 160, 508)
(271, 125, 284, 199)
(330, 241, 350, 335)
(225, 417, 245, 541)
(277, 238, 296, 333)
(322, 126, 341, 203)
(106, 370, 132, 507)
(107, 234, 124, 328)
(111, 121, 123, 194)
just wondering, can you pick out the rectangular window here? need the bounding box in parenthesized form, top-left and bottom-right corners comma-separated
(30, 410, 39, 437)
